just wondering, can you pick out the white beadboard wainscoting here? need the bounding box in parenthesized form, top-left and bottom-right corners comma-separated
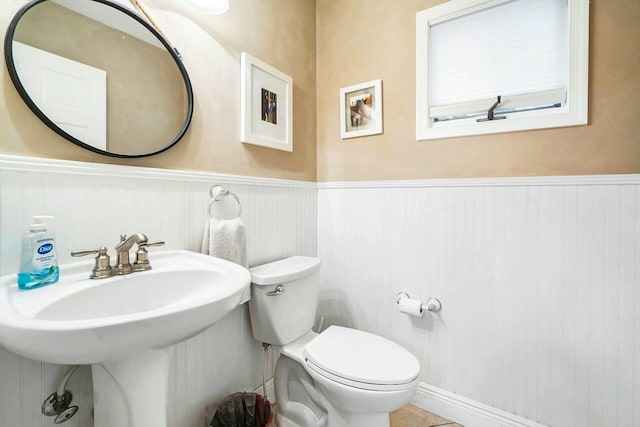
(317, 176, 640, 427)
(0, 155, 316, 427)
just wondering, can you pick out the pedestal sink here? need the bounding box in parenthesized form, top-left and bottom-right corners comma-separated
(0, 250, 251, 427)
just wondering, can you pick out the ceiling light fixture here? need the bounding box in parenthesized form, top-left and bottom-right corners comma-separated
(185, 0, 229, 15)
(134, 0, 230, 17)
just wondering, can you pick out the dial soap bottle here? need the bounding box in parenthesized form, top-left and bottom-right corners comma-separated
(18, 215, 59, 290)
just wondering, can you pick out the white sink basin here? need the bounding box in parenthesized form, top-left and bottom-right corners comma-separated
(0, 249, 251, 427)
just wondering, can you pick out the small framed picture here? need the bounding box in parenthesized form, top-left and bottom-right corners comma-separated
(241, 52, 293, 152)
(340, 79, 383, 139)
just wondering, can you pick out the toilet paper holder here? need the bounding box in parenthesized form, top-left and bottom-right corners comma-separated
(396, 292, 442, 313)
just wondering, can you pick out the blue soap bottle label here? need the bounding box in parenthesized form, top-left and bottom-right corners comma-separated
(17, 216, 60, 290)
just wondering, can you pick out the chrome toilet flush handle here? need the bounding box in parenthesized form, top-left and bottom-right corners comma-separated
(267, 284, 285, 296)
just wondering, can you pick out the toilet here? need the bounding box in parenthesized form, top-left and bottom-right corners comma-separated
(248, 256, 420, 427)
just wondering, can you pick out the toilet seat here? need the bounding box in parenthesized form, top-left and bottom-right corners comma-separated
(303, 326, 420, 392)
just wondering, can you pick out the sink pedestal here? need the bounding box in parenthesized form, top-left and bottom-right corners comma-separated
(92, 349, 170, 427)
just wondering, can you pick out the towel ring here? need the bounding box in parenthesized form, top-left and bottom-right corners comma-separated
(208, 185, 242, 218)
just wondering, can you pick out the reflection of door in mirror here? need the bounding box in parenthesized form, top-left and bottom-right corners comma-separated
(9, 0, 192, 157)
(13, 41, 107, 151)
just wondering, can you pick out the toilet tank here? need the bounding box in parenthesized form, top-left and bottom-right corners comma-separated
(248, 256, 321, 346)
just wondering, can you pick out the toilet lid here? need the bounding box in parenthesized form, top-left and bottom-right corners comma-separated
(303, 326, 420, 390)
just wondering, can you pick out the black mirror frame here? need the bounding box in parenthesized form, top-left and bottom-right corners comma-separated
(4, 0, 194, 158)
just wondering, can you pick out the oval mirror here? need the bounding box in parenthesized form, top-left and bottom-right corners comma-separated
(4, 0, 193, 158)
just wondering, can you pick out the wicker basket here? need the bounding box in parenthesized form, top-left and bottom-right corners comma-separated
(209, 392, 273, 427)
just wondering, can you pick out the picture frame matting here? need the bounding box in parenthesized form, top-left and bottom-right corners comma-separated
(340, 79, 383, 139)
(240, 52, 293, 152)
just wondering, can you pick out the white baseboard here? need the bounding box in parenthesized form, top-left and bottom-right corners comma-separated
(411, 383, 547, 427)
(254, 379, 545, 427)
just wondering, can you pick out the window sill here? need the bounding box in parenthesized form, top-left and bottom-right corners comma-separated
(416, 107, 587, 140)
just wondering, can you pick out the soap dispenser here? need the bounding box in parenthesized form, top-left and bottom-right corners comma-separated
(17, 215, 60, 290)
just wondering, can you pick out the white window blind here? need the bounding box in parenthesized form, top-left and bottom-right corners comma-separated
(428, 0, 568, 121)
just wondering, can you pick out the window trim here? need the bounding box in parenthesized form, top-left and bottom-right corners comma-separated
(416, 0, 589, 140)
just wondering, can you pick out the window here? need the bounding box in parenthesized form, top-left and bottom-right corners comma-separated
(416, 0, 589, 140)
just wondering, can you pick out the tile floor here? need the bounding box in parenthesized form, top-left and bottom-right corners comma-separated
(390, 404, 463, 427)
(272, 403, 462, 426)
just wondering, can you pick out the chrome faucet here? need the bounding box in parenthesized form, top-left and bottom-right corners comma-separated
(71, 233, 165, 279)
(114, 233, 147, 275)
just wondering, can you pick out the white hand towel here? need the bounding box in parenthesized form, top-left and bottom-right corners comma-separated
(201, 217, 248, 268)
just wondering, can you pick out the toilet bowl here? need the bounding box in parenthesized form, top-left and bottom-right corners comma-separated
(248, 257, 420, 427)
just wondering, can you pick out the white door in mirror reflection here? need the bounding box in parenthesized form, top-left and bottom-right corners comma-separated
(13, 41, 107, 151)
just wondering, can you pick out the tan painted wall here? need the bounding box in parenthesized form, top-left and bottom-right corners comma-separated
(3, 1, 637, 182)
(316, 0, 640, 181)
(0, 0, 317, 181)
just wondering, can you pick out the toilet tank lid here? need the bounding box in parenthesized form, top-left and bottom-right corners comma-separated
(250, 256, 321, 285)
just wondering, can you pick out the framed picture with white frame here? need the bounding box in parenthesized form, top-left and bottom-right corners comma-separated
(340, 79, 383, 139)
(240, 52, 293, 152)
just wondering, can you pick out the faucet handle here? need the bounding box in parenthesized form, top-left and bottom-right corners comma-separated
(71, 246, 109, 258)
(71, 249, 101, 257)
(139, 241, 165, 248)
(133, 241, 165, 271)
(70, 247, 112, 279)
